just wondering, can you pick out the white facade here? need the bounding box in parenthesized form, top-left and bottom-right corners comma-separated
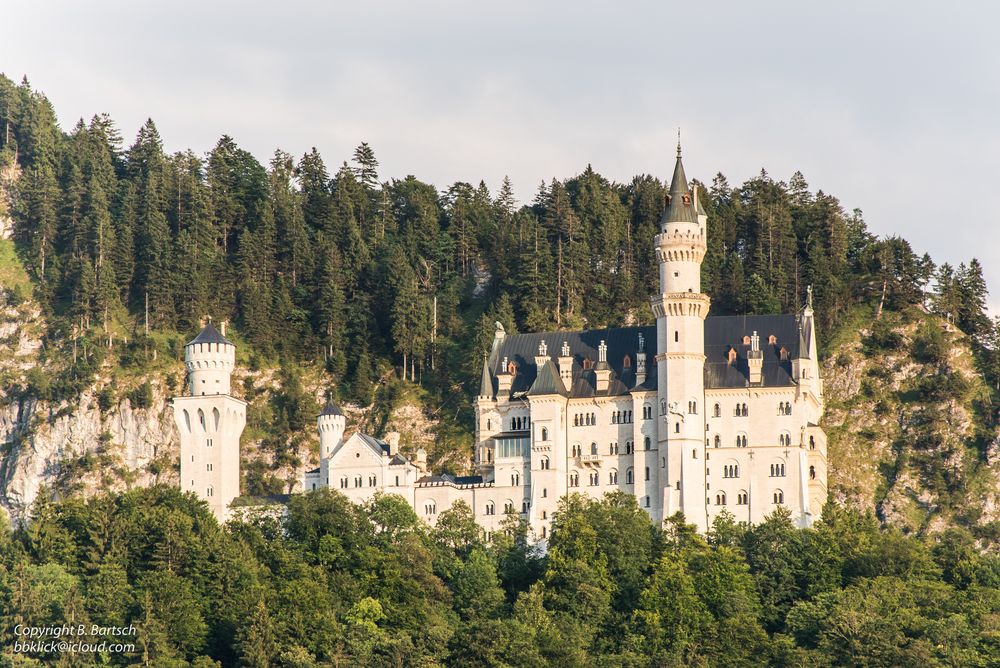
(172, 322, 247, 522)
(306, 146, 828, 539)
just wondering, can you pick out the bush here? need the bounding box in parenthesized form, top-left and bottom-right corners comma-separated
(863, 320, 904, 353)
(128, 381, 154, 409)
(911, 322, 947, 365)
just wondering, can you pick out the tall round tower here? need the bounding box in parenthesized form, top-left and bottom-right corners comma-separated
(184, 321, 236, 396)
(318, 400, 346, 458)
(173, 320, 247, 523)
(650, 140, 711, 530)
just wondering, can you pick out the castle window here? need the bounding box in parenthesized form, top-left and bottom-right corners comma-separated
(779, 347, 789, 361)
(507, 361, 517, 375)
(487, 419, 491, 430)
(714, 435, 721, 448)
(206, 438, 213, 448)
(626, 468, 634, 484)
(541, 427, 548, 441)
(541, 526, 547, 538)
(768, 334, 777, 345)
(785, 402, 792, 415)
(661, 400, 667, 416)
(511, 472, 520, 486)
(505, 500, 515, 513)
(486, 501, 495, 516)
(572, 443, 581, 457)
(691, 449, 697, 459)
(395, 476, 400, 486)
(770, 462, 786, 477)
(743, 335, 751, 345)
(724, 463, 739, 478)
(207, 487, 214, 497)
(368, 475, 377, 487)
(713, 403, 721, 418)
(609, 469, 618, 484)
(589, 471, 599, 486)
(623, 355, 632, 369)
(609, 442, 618, 455)
(644, 436, 651, 451)
(569, 472, 580, 487)
(542, 488, 548, 498)
(716, 493, 726, 505)
(574, 414, 579, 427)
(425, 501, 437, 515)
(737, 490, 748, 505)
(810, 465, 816, 480)
(340, 477, 348, 489)
(644, 466, 650, 481)
(644, 496, 650, 508)
(736, 434, 747, 447)
(643, 404, 652, 420)
(206, 463, 213, 472)
(591, 442, 598, 455)
(779, 432, 791, 447)
(809, 436, 816, 450)
(728, 348, 737, 364)
(540, 456, 550, 470)
(355, 476, 362, 487)
(688, 400, 697, 414)
(522, 501, 528, 513)
(675, 423, 680, 434)
(773, 490, 784, 504)
(674, 331, 679, 343)
(583, 357, 593, 370)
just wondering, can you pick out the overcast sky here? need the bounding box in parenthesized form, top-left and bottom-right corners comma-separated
(4, 1, 998, 310)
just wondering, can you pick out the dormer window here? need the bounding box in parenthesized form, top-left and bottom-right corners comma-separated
(742, 335, 751, 346)
(727, 348, 737, 364)
(582, 357, 594, 370)
(768, 334, 777, 345)
(682, 194, 691, 205)
(623, 354, 632, 369)
(779, 346, 789, 361)
(507, 361, 517, 375)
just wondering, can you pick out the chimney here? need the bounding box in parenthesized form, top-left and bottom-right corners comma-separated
(415, 447, 428, 472)
(558, 341, 574, 389)
(385, 431, 401, 456)
(595, 340, 611, 393)
(636, 332, 647, 385)
(747, 331, 763, 385)
(534, 339, 550, 369)
(497, 356, 513, 395)
(221, 320, 227, 337)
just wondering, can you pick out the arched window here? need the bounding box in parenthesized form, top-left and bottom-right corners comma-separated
(609, 469, 618, 485)
(511, 472, 520, 486)
(810, 465, 816, 480)
(505, 500, 514, 513)
(737, 490, 748, 505)
(340, 477, 348, 489)
(589, 471, 599, 486)
(591, 442, 598, 455)
(723, 462, 739, 478)
(486, 501, 495, 516)
(626, 468, 634, 484)
(522, 501, 528, 513)
(626, 440, 633, 454)
(207, 486, 214, 497)
(736, 433, 747, 448)
(486, 419, 491, 430)
(540, 456, 550, 470)
(713, 403, 721, 418)
(809, 436, 816, 450)
(572, 443, 581, 457)
(770, 462, 786, 477)
(425, 501, 437, 515)
(773, 490, 784, 504)
(368, 475, 377, 487)
(569, 471, 579, 487)
(742, 403, 749, 417)
(779, 432, 791, 447)
(675, 422, 680, 433)
(541, 426, 548, 441)
(714, 434, 721, 448)
(542, 488, 547, 498)
(688, 400, 697, 414)
(354, 475, 362, 488)
(609, 442, 618, 455)
(623, 354, 632, 368)
(644, 436, 651, 451)
(716, 492, 726, 505)
(660, 400, 667, 416)
(644, 466, 650, 481)
(674, 331, 679, 343)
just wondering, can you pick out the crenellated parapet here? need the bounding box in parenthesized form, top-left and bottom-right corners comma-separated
(650, 292, 711, 319)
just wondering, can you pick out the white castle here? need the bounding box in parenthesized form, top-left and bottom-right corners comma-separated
(178, 146, 828, 533)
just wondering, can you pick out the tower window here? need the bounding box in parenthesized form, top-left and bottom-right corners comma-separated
(674, 331, 679, 343)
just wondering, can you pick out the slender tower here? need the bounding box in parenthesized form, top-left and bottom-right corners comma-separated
(650, 141, 710, 530)
(172, 322, 247, 522)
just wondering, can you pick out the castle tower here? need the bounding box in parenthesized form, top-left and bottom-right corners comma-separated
(317, 399, 346, 488)
(650, 141, 711, 530)
(172, 322, 247, 522)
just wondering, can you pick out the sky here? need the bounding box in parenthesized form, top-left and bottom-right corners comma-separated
(3, 0, 999, 311)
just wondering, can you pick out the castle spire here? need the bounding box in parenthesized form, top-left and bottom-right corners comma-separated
(662, 138, 696, 225)
(478, 354, 493, 399)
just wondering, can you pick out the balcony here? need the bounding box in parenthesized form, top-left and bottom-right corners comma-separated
(580, 453, 603, 466)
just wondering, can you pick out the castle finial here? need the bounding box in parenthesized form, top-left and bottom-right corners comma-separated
(676, 127, 682, 157)
(806, 285, 814, 310)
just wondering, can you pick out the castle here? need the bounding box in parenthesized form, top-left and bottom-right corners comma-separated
(176, 146, 828, 533)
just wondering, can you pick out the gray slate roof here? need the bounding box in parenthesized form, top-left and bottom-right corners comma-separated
(486, 313, 806, 399)
(187, 322, 232, 346)
(319, 401, 344, 417)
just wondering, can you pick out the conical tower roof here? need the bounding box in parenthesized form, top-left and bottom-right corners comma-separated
(186, 322, 232, 346)
(661, 142, 698, 224)
(320, 400, 344, 417)
(478, 355, 493, 399)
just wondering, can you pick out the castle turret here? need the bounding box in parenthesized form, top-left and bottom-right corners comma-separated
(318, 400, 346, 459)
(650, 140, 711, 530)
(172, 322, 247, 522)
